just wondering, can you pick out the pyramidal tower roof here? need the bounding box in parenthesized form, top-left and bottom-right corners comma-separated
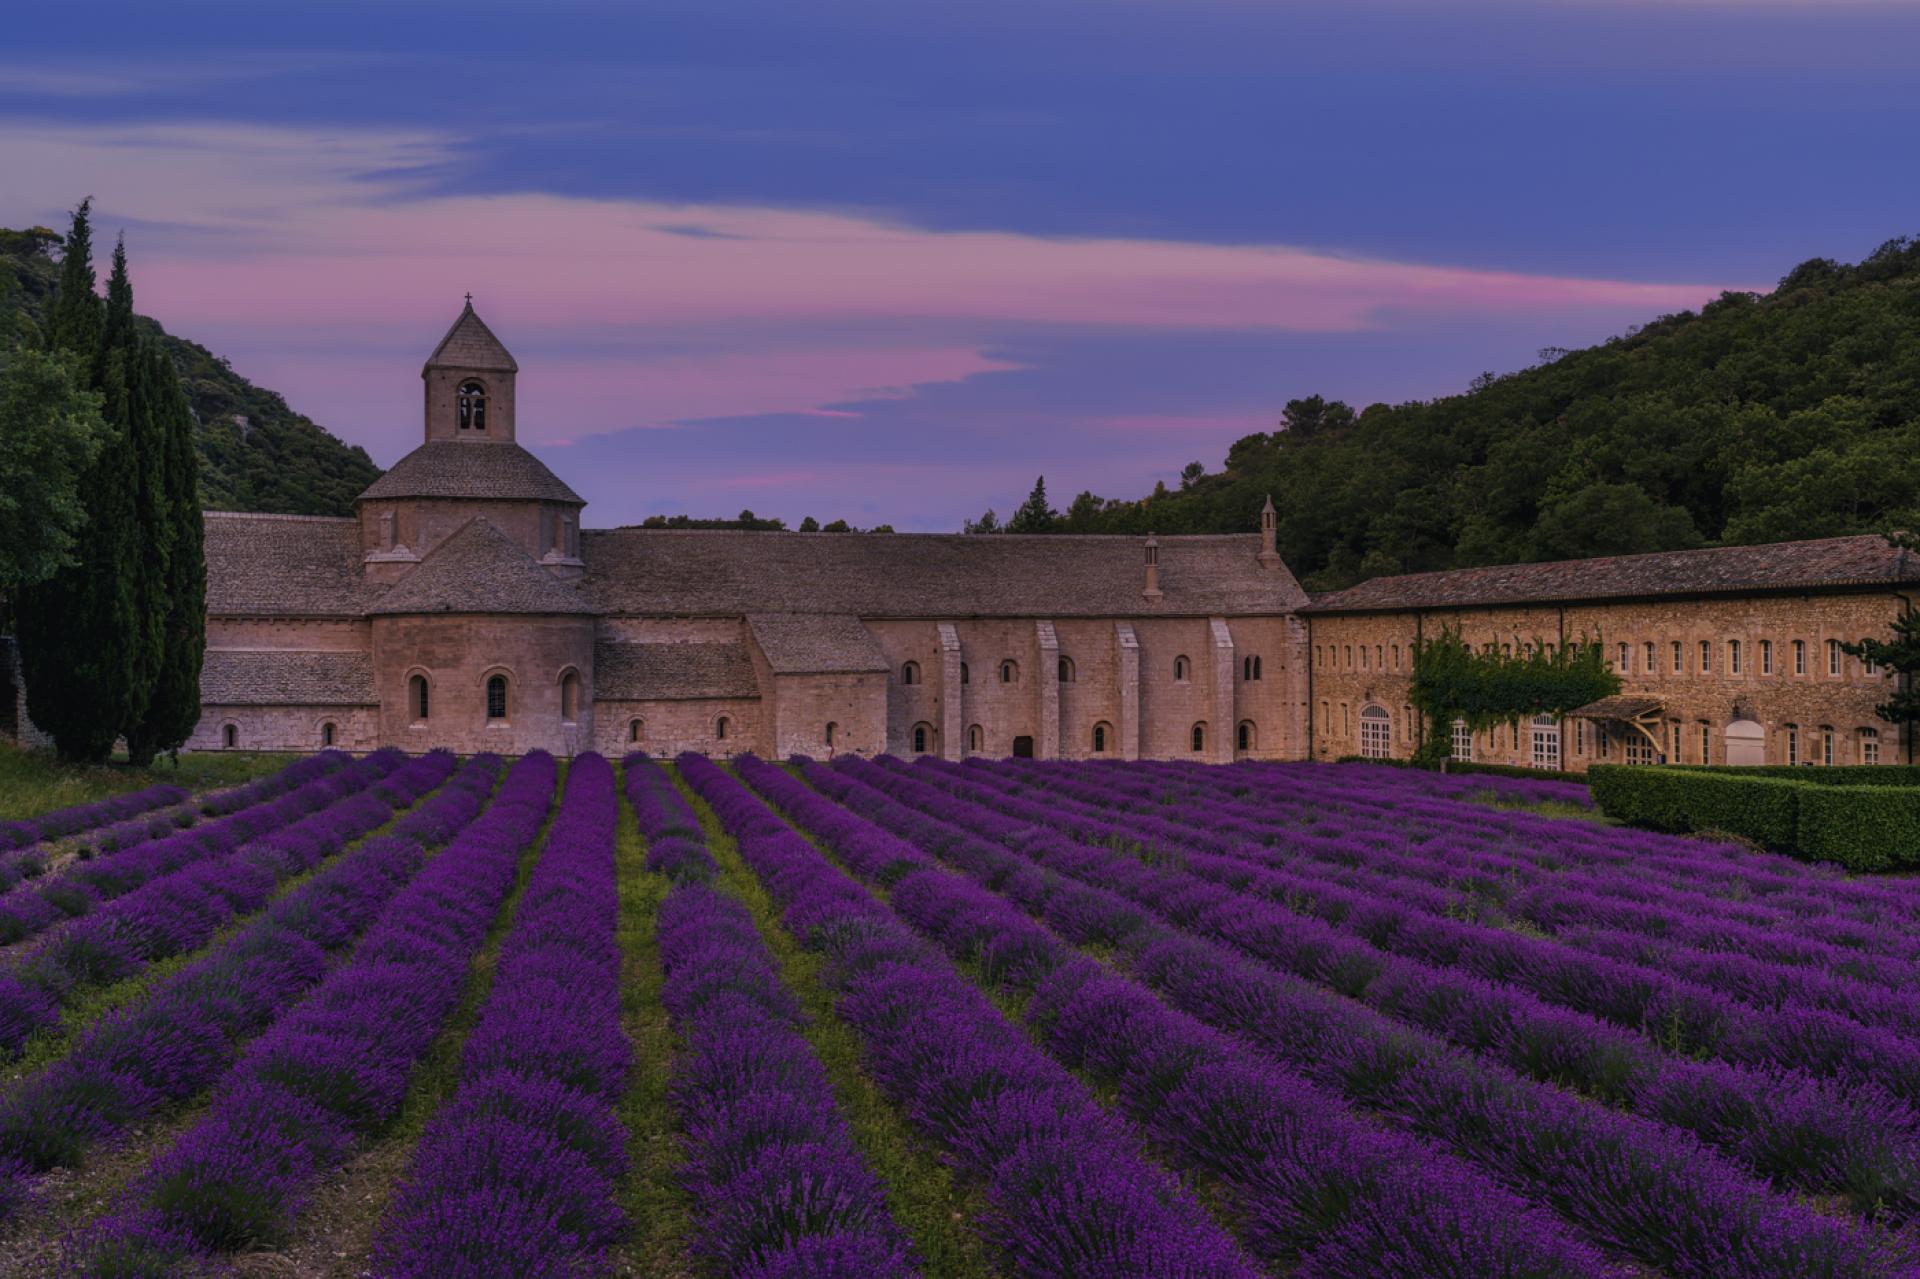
(367, 517, 591, 615)
(423, 298, 518, 374)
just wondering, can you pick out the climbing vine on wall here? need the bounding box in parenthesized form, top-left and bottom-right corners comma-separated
(1409, 628, 1620, 760)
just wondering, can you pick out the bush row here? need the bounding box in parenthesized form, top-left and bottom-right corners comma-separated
(1589, 767, 1920, 871)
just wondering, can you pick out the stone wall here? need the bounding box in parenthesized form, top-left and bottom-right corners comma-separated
(1306, 589, 1916, 769)
(592, 696, 762, 757)
(371, 613, 597, 755)
(187, 705, 379, 753)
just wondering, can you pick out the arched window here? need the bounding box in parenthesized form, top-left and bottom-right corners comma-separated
(223, 722, 238, 749)
(1058, 656, 1075, 683)
(1819, 725, 1835, 766)
(458, 380, 487, 431)
(825, 721, 838, 749)
(968, 724, 983, 753)
(1451, 718, 1472, 761)
(1358, 704, 1391, 759)
(410, 674, 430, 722)
(1092, 722, 1111, 753)
(912, 722, 932, 754)
(901, 661, 920, 686)
(1392, 645, 1401, 670)
(1000, 660, 1017, 684)
(1190, 722, 1207, 753)
(1237, 720, 1255, 752)
(960, 662, 970, 685)
(1530, 713, 1561, 771)
(560, 670, 581, 723)
(1173, 655, 1190, 682)
(1785, 723, 1799, 766)
(1241, 655, 1262, 681)
(716, 716, 731, 741)
(486, 675, 508, 720)
(321, 721, 336, 748)
(628, 717, 644, 743)
(1861, 727, 1881, 766)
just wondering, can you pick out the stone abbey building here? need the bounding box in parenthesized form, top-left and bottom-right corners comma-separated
(50, 303, 1914, 771)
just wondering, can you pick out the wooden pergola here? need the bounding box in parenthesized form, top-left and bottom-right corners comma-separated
(1568, 695, 1667, 755)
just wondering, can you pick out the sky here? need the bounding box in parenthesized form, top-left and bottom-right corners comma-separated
(5, 0, 1919, 530)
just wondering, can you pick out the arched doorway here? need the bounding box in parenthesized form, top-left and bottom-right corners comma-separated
(1725, 717, 1765, 767)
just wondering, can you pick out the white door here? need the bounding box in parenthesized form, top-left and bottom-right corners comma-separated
(1725, 718, 1765, 767)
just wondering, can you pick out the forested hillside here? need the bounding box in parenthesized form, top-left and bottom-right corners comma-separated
(0, 226, 380, 517)
(974, 237, 1920, 591)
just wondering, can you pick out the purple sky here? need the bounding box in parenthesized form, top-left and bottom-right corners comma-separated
(6, 1, 1918, 530)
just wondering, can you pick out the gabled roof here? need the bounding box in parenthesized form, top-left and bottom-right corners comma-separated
(747, 614, 890, 674)
(1305, 534, 1920, 614)
(423, 300, 517, 374)
(594, 641, 759, 700)
(357, 441, 584, 505)
(204, 513, 373, 618)
(578, 531, 1306, 617)
(202, 650, 376, 706)
(366, 517, 593, 616)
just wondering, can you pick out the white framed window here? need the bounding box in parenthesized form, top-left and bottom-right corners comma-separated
(1699, 722, 1710, 764)
(1452, 718, 1473, 761)
(1828, 639, 1842, 676)
(1821, 727, 1835, 766)
(1794, 640, 1806, 675)
(1786, 725, 1799, 766)
(1617, 642, 1629, 672)
(1359, 705, 1392, 759)
(1699, 640, 1712, 673)
(1671, 640, 1682, 672)
(1862, 728, 1880, 766)
(1530, 714, 1561, 771)
(1760, 640, 1773, 675)
(1729, 639, 1743, 675)
(1644, 641, 1656, 673)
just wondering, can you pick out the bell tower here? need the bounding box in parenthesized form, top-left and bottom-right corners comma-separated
(423, 296, 518, 443)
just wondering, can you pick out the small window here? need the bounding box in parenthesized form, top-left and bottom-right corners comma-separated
(1793, 639, 1806, 675)
(1699, 721, 1710, 764)
(1617, 643, 1629, 672)
(716, 716, 730, 741)
(1058, 656, 1075, 683)
(1358, 705, 1391, 759)
(1862, 728, 1880, 766)
(1191, 722, 1207, 753)
(410, 674, 430, 722)
(1000, 660, 1018, 684)
(1671, 640, 1681, 672)
(1237, 720, 1255, 752)
(1174, 655, 1190, 682)
(1828, 639, 1841, 676)
(1820, 726, 1835, 766)
(1242, 655, 1262, 681)
(1092, 722, 1110, 753)
(560, 671, 581, 723)
(629, 717, 644, 743)
(1760, 640, 1773, 675)
(1644, 641, 1655, 673)
(457, 380, 487, 431)
(969, 724, 984, 752)
(1360, 646, 1369, 672)
(960, 662, 970, 685)
(1729, 639, 1742, 675)
(1452, 719, 1473, 761)
(1314, 646, 1323, 670)
(901, 661, 920, 686)
(1699, 640, 1711, 673)
(1374, 645, 1383, 670)
(1786, 724, 1799, 766)
(1392, 644, 1400, 670)
(826, 721, 838, 749)
(1344, 645, 1353, 669)
(912, 722, 932, 754)
(321, 722, 336, 748)
(223, 723, 238, 749)
(486, 675, 508, 720)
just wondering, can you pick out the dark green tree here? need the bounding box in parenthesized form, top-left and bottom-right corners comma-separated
(0, 313, 105, 592)
(1842, 533, 1920, 757)
(14, 206, 146, 762)
(798, 515, 820, 532)
(1408, 628, 1620, 764)
(126, 336, 205, 765)
(1005, 476, 1057, 534)
(962, 508, 1001, 534)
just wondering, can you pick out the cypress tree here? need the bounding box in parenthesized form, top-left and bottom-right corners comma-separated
(109, 240, 168, 763)
(14, 207, 147, 762)
(126, 337, 205, 765)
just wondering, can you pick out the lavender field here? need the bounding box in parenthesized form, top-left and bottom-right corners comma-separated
(1, 751, 1918, 1277)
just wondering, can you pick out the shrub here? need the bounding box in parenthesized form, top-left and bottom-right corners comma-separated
(1798, 785, 1920, 872)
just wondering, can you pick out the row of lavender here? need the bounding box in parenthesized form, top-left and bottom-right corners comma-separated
(61, 751, 559, 1273)
(632, 755, 918, 1277)
(762, 754, 1906, 1276)
(0, 754, 504, 1222)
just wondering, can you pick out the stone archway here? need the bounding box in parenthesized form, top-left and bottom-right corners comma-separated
(1725, 717, 1765, 767)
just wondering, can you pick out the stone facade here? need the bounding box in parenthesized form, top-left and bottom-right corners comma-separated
(16, 300, 1911, 769)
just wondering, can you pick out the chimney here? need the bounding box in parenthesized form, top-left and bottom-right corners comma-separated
(1257, 494, 1281, 569)
(1143, 533, 1163, 602)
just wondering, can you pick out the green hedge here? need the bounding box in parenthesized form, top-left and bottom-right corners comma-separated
(1662, 763, 1920, 787)
(1331, 756, 1582, 783)
(1590, 765, 1920, 871)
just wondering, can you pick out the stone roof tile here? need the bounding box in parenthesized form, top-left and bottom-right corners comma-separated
(356, 441, 583, 504)
(366, 517, 594, 616)
(594, 641, 759, 700)
(202, 650, 375, 706)
(204, 513, 372, 618)
(1305, 534, 1920, 613)
(578, 530, 1305, 617)
(747, 614, 890, 674)
(423, 301, 517, 373)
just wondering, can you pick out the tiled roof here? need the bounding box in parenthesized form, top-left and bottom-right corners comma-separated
(424, 301, 517, 373)
(201, 649, 375, 706)
(747, 614, 890, 674)
(594, 641, 759, 700)
(366, 518, 595, 616)
(204, 513, 373, 618)
(578, 531, 1306, 617)
(1305, 535, 1920, 613)
(1568, 696, 1664, 720)
(357, 441, 583, 504)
